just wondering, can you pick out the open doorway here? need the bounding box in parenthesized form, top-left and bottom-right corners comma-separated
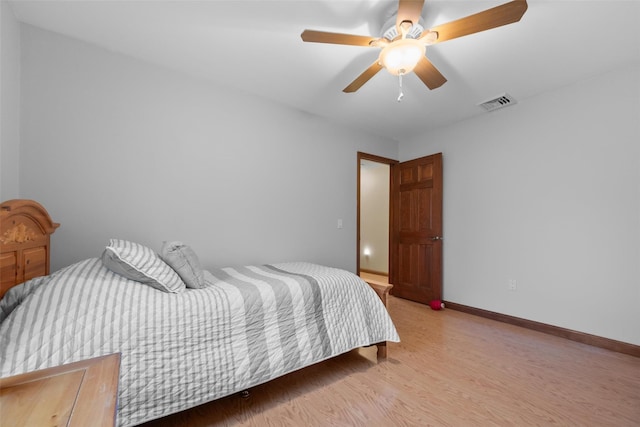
(357, 152, 397, 285)
(357, 152, 443, 304)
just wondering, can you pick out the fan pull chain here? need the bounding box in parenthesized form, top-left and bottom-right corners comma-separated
(397, 73, 404, 102)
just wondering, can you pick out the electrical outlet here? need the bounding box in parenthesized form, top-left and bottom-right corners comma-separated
(337, 219, 343, 229)
(508, 279, 517, 291)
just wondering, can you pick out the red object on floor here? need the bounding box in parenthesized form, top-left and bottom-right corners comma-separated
(429, 300, 444, 310)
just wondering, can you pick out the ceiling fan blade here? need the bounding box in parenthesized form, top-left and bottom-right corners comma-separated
(343, 61, 384, 93)
(427, 0, 528, 44)
(413, 57, 447, 90)
(301, 30, 378, 47)
(396, 0, 425, 29)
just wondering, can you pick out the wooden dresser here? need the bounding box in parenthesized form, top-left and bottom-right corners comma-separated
(0, 353, 120, 427)
(0, 199, 59, 299)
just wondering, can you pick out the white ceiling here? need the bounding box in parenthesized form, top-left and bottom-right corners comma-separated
(9, 0, 640, 142)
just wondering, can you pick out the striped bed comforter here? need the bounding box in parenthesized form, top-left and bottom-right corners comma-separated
(0, 258, 399, 426)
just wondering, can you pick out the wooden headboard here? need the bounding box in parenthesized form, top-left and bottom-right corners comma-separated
(0, 199, 59, 298)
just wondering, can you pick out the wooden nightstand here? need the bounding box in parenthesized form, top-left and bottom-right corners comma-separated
(0, 353, 120, 427)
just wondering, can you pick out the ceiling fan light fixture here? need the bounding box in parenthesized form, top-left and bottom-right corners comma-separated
(301, 0, 528, 93)
(378, 38, 425, 76)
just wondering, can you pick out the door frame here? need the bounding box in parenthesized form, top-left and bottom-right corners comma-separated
(356, 152, 398, 278)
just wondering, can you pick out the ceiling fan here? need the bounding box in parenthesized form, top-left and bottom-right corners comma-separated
(301, 0, 528, 94)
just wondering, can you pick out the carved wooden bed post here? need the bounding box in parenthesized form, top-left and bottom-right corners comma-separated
(365, 281, 393, 359)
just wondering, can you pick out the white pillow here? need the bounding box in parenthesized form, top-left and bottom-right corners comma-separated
(160, 241, 206, 289)
(102, 239, 185, 293)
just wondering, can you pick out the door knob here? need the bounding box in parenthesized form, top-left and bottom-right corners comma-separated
(431, 236, 443, 241)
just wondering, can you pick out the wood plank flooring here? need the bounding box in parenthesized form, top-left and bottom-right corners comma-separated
(140, 296, 640, 426)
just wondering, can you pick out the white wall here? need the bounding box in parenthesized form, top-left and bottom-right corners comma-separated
(400, 63, 640, 345)
(19, 25, 398, 273)
(360, 162, 389, 274)
(0, 0, 21, 200)
(16, 22, 639, 346)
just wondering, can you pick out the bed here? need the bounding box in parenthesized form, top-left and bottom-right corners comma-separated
(0, 207, 400, 426)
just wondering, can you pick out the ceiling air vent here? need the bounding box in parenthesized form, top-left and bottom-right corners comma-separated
(477, 93, 517, 112)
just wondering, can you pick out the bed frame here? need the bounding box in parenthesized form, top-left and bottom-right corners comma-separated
(367, 282, 393, 358)
(0, 199, 59, 299)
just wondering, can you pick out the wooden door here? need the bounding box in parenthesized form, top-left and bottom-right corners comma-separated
(390, 153, 443, 304)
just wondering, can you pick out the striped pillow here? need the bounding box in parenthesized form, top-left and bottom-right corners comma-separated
(160, 241, 206, 289)
(102, 239, 185, 293)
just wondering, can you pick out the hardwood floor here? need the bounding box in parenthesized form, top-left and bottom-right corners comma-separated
(140, 296, 640, 426)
